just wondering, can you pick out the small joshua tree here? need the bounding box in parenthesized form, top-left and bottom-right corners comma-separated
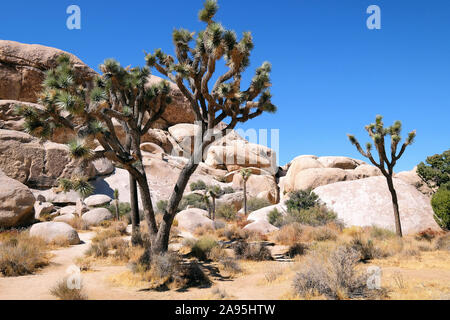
(240, 168, 252, 216)
(145, 0, 276, 252)
(113, 188, 120, 221)
(206, 185, 221, 220)
(347, 115, 416, 237)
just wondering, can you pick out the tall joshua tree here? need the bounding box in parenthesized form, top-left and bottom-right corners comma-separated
(146, 0, 276, 252)
(240, 168, 252, 216)
(17, 55, 171, 245)
(347, 115, 416, 237)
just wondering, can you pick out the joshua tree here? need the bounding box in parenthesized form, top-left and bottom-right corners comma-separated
(206, 185, 221, 220)
(113, 188, 120, 220)
(347, 115, 416, 237)
(17, 54, 171, 245)
(240, 168, 252, 215)
(145, 0, 276, 252)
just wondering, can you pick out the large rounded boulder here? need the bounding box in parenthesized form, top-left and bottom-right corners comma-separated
(176, 208, 214, 232)
(29, 221, 80, 245)
(82, 208, 113, 226)
(313, 176, 441, 234)
(0, 170, 36, 228)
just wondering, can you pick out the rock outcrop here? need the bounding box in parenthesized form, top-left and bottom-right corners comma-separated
(283, 155, 381, 193)
(0, 129, 94, 188)
(0, 40, 96, 103)
(313, 176, 441, 234)
(0, 170, 36, 228)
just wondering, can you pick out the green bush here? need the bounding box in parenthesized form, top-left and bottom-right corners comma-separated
(247, 198, 271, 213)
(190, 180, 207, 191)
(285, 190, 319, 212)
(156, 200, 168, 214)
(191, 237, 218, 261)
(284, 206, 337, 227)
(105, 202, 131, 217)
(222, 186, 235, 194)
(431, 185, 450, 230)
(179, 193, 208, 210)
(268, 208, 283, 227)
(216, 204, 237, 221)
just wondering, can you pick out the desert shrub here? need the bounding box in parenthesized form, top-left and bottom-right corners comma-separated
(349, 236, 379, 262)
(273, 223, 303, 246)
(156, 200, 168, 214)
(293, 246, 378, 300)
(233, 241, 273, 261)
(268, 208, 284, 227)
(288, 243, 307, 258)
(431, 186, 450, 230)
(190, 180, 207, 191)
(219, 257, 242, 274)
(285, 189, 319, 212)
(222, 186, 235, 194)
(284, 206, 338, 227)
(67, 216, 89, 231)
(369, 226, 396, 240)
(264, 266, 283, 283)
(104, 202, 131, 218)
(182, 261, 211, 288)
(222, 225, 248, 241)
(86, 236, 130, 261)
(310, 226, 338, 242)
(50, 279, 87, 300)
(193, 225, 215, 237)
(207, 246, 229, 262)
(247, 198, 271, 213)
(179, 193, 208, 210)
(0, 232, 48, 277)
(191, 237, 218, 261)
(434, 233, 450, 251)
(415, 228, 441, 242)
(216, 204, 237, 221)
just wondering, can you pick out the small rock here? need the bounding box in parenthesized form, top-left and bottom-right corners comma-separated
(82, 208, 113, 226)
(84, 194, 112, 207)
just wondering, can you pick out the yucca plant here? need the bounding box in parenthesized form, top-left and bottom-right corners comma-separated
(348, 115, 416, 237)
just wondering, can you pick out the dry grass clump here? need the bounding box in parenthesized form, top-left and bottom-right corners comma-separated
(0, 231, 49, 277)
(86, 237, 130, 261)
(233, 241, 273, 261)
(50, 278, 88, 300)
(415, 228, 443, 242)
(209, 287, 233, 300)
(273, 223, 303, 246)
(434, 233, 450, 251)
(310, 226, 338, 242)
(293, 246, 386, 300)
(194, 224, 216, 237)
(264, 265, 284, 283)
(132, 251, 211, 290)
(348, 236, 382, 262)
(369, 226, 397, 240)
(67, 216, 90, 231)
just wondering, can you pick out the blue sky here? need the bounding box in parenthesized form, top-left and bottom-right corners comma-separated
(1, 0, 449, 171)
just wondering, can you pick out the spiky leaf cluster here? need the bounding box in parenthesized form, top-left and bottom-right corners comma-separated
(347, 115, 416, 175)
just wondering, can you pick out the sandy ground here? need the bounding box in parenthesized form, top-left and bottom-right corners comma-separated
(0, 234, 449, 300)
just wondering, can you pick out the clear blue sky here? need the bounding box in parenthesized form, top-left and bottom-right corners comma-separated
(1, 0, 449, 171)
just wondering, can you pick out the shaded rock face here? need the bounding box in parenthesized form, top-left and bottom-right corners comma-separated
(0, 170, 36, 228)
(313, 176, 441, 235)
(0, 40, 96, 103)
(29, 221, 80, 245)
(146, 76, 195, 129)
(0, 100, 77, 143)
(395, 167, 434, 197)
(0, 129, 94, 188)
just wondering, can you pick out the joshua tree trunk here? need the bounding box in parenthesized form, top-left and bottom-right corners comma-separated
(212, 196, 216, 221)
(129, 175, 141, 245)
(385, 175, 403, 237)
(114, 200, 119, 221)
(243, 181, 248, 216)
